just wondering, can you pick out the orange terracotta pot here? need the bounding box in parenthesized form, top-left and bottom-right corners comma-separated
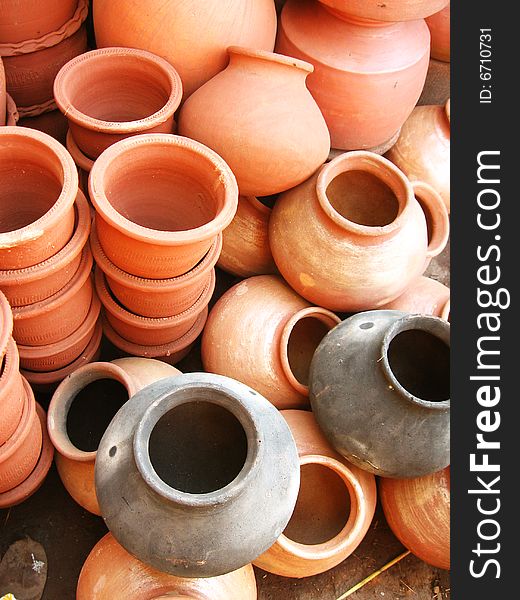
(202, 275, 340, 409)
(0, 288, 13, 359)
(418, 58, 450, 106)
(380, 467, 450, 569)
(0, 126, 78, 270)
(255, 410, 376, 577)
(218, 196, 277, 278)
(77, 533, 257, 600)
(379, 276, 450, 318)
(47, 358, 181, 514)
(0, 189, 90, 307)
(19, 109, 68, 145)
(426, 2, 450, 62)
(276, 1, 430, 151)
(386, 100, 450, 212)
(0, 337, 25, 446)
(93, 0, 277, 99)
(89, 134, 238, 279)
(269, 151, 449, 311)
(317, 0, 449, 21)
(179, 47, 330, 197)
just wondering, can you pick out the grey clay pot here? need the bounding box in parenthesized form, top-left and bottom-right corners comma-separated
(95, 372, 300, 577)
(309, 311, 450, 478)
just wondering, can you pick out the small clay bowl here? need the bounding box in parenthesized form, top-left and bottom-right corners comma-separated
(0, 289, 13, 358)
(0, 337, 25, 446)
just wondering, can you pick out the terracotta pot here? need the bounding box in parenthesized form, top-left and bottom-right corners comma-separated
(0, 288, 13, 358)
(0, 402, 54, 509)
(276, 1, 430, 151)
(0, 376, 42, 493)
(255, 410, 376, 577)
(380, 467, 450, 569)
(202, 275, 340, 409)
(95, 372, 300, 577)
(93, 0, 277, 99)
(0, 189, 90, 307)
(91, 220, 221, 318)
(426, 2, 450, 62)
(316, 0, 449, 21)
(218, 196, 277, 278)
(77, 533, 257, 600)
(5, 93, 18, 125)
(0, 126, 78, 270)
(47, 358, 182, 514)
(269, 151, 449, 311)
(12, 247, 93, 346)
(89, 134, 238, 278)
(179, 47, 330, 197)
(0, 337, 25, 446)
(418, 58, 450, 106)
(0, 56, 5, 126)
(19, 109, 68, 145)
(66, 128, 93, 172)
(386, 100, 450, 212)
(379, 276, 450, 318)
(310, 311, 450, 478)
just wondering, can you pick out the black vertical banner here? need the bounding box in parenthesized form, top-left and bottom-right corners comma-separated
(452, 4, 514, 598)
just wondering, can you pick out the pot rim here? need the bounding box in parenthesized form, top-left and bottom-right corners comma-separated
(89, 134, 238, 246)
(227, 45, 314, 74)
(0, 374, 35, 462)
(66, 129, 93, 171)
(0, 291, 13, 357)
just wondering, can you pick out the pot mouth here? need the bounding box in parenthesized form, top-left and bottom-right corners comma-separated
(66, 130, 94, 172)
(89, 134, 238, 245)
(0, 291, 13, 357)
(381, 314, 450, 409)
(0, 375, 34, 462)
(133, 379, 262, 508)
(54, 47, 182, 134)
(227, 45, 314, 74)
(316, 151, 410, 237)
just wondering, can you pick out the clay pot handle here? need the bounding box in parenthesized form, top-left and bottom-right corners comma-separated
(412, 181, 450, 259)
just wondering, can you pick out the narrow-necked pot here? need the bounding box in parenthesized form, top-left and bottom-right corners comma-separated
(0, 289, 13, 359)
(426, 2, 450, 62)
(0, 126, 78, 270)
(55, 48, 183, 160)
(379, 276, 450, 318)
(0, 189, 91, 307)
(19, 109, 68, 145)
(91, 221, 221, 318)
(12, 247, 93, 346)
(255, 410, 376, 577)
(47, 358, 182, 514)
(316, 0, 449, 21)
(0, 337, 25, 446)
(95, 372, 300, 577)
(89, 134, 238, 278)
(310, 311, 450, 477)
(202, 275, 340, 409)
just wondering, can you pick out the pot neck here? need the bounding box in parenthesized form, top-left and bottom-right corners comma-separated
(227, 45, 313, 80)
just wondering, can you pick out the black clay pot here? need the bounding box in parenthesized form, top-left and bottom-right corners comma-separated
(309, 311, 450, 478)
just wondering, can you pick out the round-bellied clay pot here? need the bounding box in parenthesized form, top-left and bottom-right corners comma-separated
(0, 337, 25, 446)
(386, 100, 450, 212)
(54, 48, 183, 160)
(89, 134, 238, 279)
(380, 467, 450, 569)
(77, 533, 257, 600)
(379, 276, 450, 318)
(254, 410, 376, 577)
(316, 0, 449, 21)
(0, 189, 91, 307)
(179, 47, 330, 197)
(426, 2, 450, 62)
(0, 288, 13, 359)
(19, 109, 68, 145)
(95, 372, 300, 577)
(1, 56, 5, 126)
(202, 275, 340, 409)
(11, 247, 93, 346)
(310, 311, 450, 478)
(0, 126, 78, 270)
(276, 0, 430, 151)
(47, 358, 182, 514)
(418, 58, 450, 106)
(93, 0, 277, 99)
(269, 151, 449, 312)
(218, 196, 277, 278)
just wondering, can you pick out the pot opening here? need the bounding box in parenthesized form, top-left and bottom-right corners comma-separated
(66, 379, 129, 452)
(148, 401, 248, 494)
(326, 170, 399, 227)
(388, 330, 450, 402)
(283, 463, 350, 545)
(287, 316, 333, 386)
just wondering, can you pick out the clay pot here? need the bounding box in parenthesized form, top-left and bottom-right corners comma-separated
(269, 151, 449, 312)
(0, 126, 78, 270)
(255, 410, 376, 577)
(0, 288, 13, 358)
(0, 56, 5, 126)
(179, 46, 330, 196)
(77, 533, 257, 600)
(310, 311, 450, 478)
(54, 48, 183, 160)
(91, 221, 221, 318)
(0, 402, 54, 509)
(0, 376, 42, 494)
(0, 337, 25, 446)
(95, 372, 300, 577)
(202, 275, 340, 409)
(386, 100, 450, 212)
(93, 0, 277, 99)
(11, 247, 93, 346)
(218, 196, 277, 278)
(379, 276, 450, 318)
(47, 358, 182, 514)
(426, 2, 450, 62)
(380, 467, 450, 569)
(316, 0, 449, 21)
(19, 109, 68, 145)
(418, 58, 450, 106)
(5, 93, 18, 125)
(276, 1, 430, 151)
(0, 189, 91, 307)
(89, 134, 238, 278)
